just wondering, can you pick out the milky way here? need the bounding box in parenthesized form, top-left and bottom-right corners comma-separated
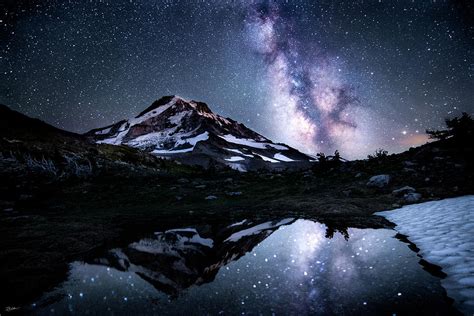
(244, 2, 362, 155)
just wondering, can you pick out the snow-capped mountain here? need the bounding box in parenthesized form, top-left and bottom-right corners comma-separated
(85, 96, 314, 171)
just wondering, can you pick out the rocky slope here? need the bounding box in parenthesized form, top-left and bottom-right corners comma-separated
(85, 96, 315, 171)
(0, 104, 186, 199)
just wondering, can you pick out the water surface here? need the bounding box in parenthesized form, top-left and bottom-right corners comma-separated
(32, 219, 456, 315)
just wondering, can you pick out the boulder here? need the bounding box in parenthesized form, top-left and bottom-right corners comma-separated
(392, 186, 416, 197)
(367, 174, 390, 188)
(404, 192, 421, 202)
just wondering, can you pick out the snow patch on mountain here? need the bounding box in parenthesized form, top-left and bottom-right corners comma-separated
(97, 128, 127, 145)
(254, 153, 279, 163)
(169, 110, 191, 125)
(274, 153, 295, 162)
(227, 163, 247, 172)
(267, 143, 289, 150)
(127, 130, 174, 149)
(133, 131, 209, 154)
(176, 131, 209, 147)
(152, 147, 194, 154)
(225, 156, 245, 162)
(224, 148, 254, 158)
(219, 134, 269, 149)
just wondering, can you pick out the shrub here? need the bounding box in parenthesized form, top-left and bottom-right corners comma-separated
(368, 148, 388, 160)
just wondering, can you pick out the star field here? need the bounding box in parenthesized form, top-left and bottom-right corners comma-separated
(1, 0, 473, 158)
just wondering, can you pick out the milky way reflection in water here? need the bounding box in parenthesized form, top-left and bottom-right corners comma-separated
(33, 219, 456, 315)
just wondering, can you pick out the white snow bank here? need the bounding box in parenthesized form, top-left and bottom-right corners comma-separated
(274, 153, 295, 162)
(152, 147, 194, 154)
(176, 131, 209, 147)
(97, 97, 179, 145)
(228, 219, 247, 227)
(225, 156, 245, 162)
(267, 143, 288, 150)
(165, 228, 197, 233)
(219, 134, 268, 149)
(219, 134, 285, 150)
(168, 110, 190, 125)
(151, 131, 209, 155)
(225, 218, 294, 242)
(227, 163, 247, 172)
(224, 148, 254, 158)
(376, 196, 474, 314)
(127, 129, 176, 149)
(254, 153, 280, 163)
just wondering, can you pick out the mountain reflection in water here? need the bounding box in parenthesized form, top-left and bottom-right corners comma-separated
(33, 219, 458, 315)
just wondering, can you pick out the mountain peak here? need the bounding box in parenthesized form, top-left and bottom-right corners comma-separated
(135, 95, 213, 119)
(86, 96, 314, 171)
(135, 95, 178, 118)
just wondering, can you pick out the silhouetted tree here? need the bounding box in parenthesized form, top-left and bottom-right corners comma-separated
(325, 226, 349, 241)
(330, 150, 343, 166)
(316, 152, 327, 163)
(313, 150, 346, 173)
(333, 150, 341, 161)
(426, 112, 474, 143)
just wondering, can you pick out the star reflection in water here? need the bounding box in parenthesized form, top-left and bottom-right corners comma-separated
(32, 219, 457, 315)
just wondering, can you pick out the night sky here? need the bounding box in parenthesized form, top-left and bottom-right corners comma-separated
(1, 0, 473, 158)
